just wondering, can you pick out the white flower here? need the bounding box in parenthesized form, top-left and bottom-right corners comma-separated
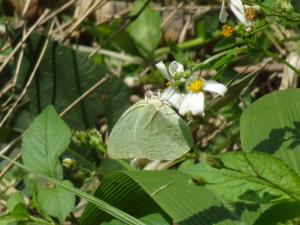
(178, 77, 227, 116)
(219, 0, 247, 25)
(155, 61, 185, 109)
(156, 61, 228, 116)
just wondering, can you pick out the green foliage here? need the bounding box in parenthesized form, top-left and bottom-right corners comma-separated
(22, 106, 71, 178)
(102, 214, 170, 225)
(21, 106, 75, 222)
(6, 192, 25, 213)
(1, 155, 146, 225)
(3, 1, 300, 224)
(108, 98, 193, 160)
(185, 151, 300, 204)
(36, 180, 75, 223)
(168, 42, 194, 67)
(240, 89, 300, 174)
(16, 33, 131, 130)
(81, 170, 240, 225)
(127, 0, 162, 58)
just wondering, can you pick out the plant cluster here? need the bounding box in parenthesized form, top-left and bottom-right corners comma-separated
(1, 0, 300, 225)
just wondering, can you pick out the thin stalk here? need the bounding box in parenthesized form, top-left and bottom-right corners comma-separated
(154, 36, 220, 57)
(192, 46, 248, 72)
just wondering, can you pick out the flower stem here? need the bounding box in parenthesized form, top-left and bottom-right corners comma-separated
(154, 36, 220, 57)
(192, 46, 248, 72)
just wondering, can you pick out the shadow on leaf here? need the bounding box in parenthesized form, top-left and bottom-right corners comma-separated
(254, 121, 300, 154)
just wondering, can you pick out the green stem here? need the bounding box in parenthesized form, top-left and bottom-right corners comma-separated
(154, 36, 220, 57)
(29, 215, 56, 225)
(192, 46, 248, 72)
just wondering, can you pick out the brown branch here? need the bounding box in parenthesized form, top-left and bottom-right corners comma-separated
(0, 22, 54, 127)
(59, 74, 112, 117)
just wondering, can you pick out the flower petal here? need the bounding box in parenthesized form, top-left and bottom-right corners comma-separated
(179, 93, 205, 116)
(219, 0, 229, 23)
(143, 160, 161, 170)
(203, 80, 228, 96)
(161, 87, 184, 109)
(229, 0, 247, 24)
(169, 61, 184, 76)
(155, 61, 172, 80)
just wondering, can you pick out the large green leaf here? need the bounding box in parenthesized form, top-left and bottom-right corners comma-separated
(108, 98, 193, 160)
(81, 172, 166, 225)
(81, 170, 242, 225)
(17, 33, 131, 129)
(36, 180, 75, 223)
(240, 89, 300, 174)
(185, 151, 300, 204)
(22, 105, 71, 178)
(21, 106, 75, 221)
(253, 201, 300, 225)
(102, 213, 170, 225)
(127, 0, 161, 58)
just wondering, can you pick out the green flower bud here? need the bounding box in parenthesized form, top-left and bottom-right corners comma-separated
(62, 158, 76, 169)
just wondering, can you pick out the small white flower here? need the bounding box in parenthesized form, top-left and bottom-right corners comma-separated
(219, 0, 247, 25)
(178, 77, 227, 116)
(156, 61, 228, 116)
(155, 61, 185, 109)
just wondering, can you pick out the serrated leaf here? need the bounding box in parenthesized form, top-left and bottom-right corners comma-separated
(240, 89, 300, 174)
(22, 105, 71, 178)
(36, 180, 75, 223)
(108, 98, 193, 160)
(127, 0, 161, 58)
(185, 152, 300, 204)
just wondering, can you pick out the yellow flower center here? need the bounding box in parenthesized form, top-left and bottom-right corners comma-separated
(221, 24, 235, 38)
(187, 79, 204, 93)
(245, 7, 258, 21)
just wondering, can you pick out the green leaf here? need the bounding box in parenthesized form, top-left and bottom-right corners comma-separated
(36, 180, 75, 223)
(6, 192, 25, 213)
(16, 33, 131, 130)
(185, 151, 300, 204)
(108, 98, 193, 160)
(127, 0, 161, 58)
(81, 170, 241, 225)
(168, 43, 194, 67)
(81, 172, 168, 225)
(240, 89, 300, 175)
(253, 201, 300, 225)
(212, 53, 239, 70)
(22, 105, 71, 178)
(102, 213, 170, 225)
(0, 215, 28, 225)
(0, 154, 146, 225)
(139, 213, 170, 225)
